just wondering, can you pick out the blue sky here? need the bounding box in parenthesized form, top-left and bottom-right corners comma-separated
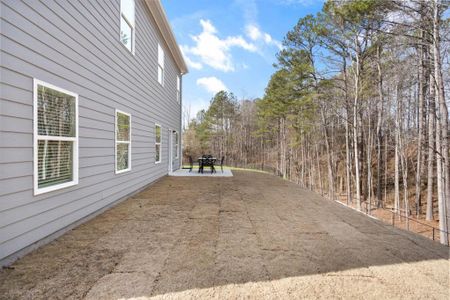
(162, 0, 324, 119)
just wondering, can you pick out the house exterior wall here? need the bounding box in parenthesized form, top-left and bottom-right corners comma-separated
(0, 0, 182, 263)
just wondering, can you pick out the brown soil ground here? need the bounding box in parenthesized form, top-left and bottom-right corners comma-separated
(1, 171, 449, 299)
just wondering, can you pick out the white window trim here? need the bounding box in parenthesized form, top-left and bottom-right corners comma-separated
(33, 79, 79, 195)
(155, 123, 162, 164)
(120, 0, 135, 54)
(157, 43, 164, 86)
(175, 131, 179, 159)
(115, 109, 132, 174)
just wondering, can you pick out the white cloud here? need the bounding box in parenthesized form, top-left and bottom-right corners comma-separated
(196, 77, 227, 94)
(245, 24, 283, 50)
(200, 18, 217, 34)
(181, 46, 203, 70)
(237, 0, 282, 50)
(182, 19, 257, 72)
(246, 24, 262, 41)
(225, 36, 257, 52)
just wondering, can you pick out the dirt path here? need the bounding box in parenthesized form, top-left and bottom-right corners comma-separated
(1, 171, 449, 299)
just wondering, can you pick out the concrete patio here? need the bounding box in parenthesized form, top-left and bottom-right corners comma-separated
(169, 168, 233, 177)
(0, 171, 449, 299)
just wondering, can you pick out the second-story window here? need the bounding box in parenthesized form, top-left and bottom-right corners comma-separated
(120, 0, 135, 53)
(158, 43, 165, 85)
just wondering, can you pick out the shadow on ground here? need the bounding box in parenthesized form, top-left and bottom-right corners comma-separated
(1, 171, 449, 299)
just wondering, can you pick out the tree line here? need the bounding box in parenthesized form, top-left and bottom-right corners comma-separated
(183, 0, 450, 244)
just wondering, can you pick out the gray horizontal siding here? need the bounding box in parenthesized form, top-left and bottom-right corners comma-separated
(0, 149, 32, 164)
(0, 0, 182, 261)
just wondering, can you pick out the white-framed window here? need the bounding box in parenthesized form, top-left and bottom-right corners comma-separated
(155, 124, 162, 163)
(157, 43, 165, 85)
(120, 0, 135, 53)
(174, 131, 179, 159)
(33, 79, 78, 195)
(176, 75, 181, 103)
(115, 110, 131, 173)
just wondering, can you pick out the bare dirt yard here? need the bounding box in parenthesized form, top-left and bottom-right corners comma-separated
(1, 171, 449, 299)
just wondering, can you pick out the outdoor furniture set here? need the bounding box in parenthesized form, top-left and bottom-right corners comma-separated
(185, 155, 225, 173)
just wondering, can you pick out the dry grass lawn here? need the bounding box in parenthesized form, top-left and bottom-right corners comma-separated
(0, 171, 449, 299)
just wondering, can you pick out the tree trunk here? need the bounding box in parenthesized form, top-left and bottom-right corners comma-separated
(384, 127, 388, 207)
(398, 91, 409, 228)
(353, 38, 362, 211)
(316, 143, 324, 195)
(367, 108, 373, 214)
(433, 0, 449, 245)
(300, 137, 305, 187)
(426, 72, 435, 221)
(345, 112, 352, 205)
(321, 107, 335, 201)
(435, 95, 447, 244)
(376, 44, 384, 208)
(394, 84, 401, 214)
(415, 13, 428, 217)
(276, 119, 281, 176)
(281, 117, 288, 179)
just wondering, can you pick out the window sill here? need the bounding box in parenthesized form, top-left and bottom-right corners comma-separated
(34, 180, 78, 196)
(120, 41, 135, 56)
(115, 168, 131, 174)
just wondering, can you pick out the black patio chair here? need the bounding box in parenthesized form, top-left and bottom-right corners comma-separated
(198, 156, 204, 173)
(188, 156, 193, 172)
(210, 157, 216, 173)
(219, 156, 225, 173)
(182, 156, 194, 172)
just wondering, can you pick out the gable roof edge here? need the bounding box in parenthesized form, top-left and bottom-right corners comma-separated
(144, 0, 188, 74)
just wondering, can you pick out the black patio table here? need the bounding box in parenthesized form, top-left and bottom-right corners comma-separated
(198, 156, 216, 173)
